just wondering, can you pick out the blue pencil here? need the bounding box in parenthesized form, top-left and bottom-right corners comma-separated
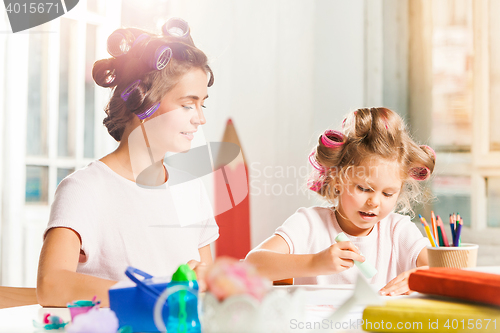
(449, 214, 456, 246)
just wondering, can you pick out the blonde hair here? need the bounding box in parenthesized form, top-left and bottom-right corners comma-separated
(310, 107, 435, 215)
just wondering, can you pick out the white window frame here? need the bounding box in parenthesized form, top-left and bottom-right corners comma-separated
(1, 1, 121, 286)
(406, 0, 500, 247)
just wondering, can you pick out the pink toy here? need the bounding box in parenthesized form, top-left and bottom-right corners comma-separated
(205, 257, 271, 301)
(67, 296, 100, 320)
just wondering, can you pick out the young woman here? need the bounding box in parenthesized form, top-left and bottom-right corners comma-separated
(37, 19, 218, 307)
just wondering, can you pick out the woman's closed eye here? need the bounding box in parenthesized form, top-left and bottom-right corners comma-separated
(182, 105, 194, 110)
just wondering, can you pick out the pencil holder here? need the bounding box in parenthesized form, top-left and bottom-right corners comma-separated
(427, 243, 478, 268)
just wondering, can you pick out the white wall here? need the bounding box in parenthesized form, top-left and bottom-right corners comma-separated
(167, 0, 366, 247)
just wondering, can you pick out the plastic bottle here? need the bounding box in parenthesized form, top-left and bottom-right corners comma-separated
(166, 264, 201, 333)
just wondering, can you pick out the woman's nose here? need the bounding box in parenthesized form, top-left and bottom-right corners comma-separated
(193, 108, 206, 125)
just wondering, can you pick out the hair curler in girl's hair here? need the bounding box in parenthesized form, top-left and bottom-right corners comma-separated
(420, 145, 436, 160)
(137, 103, 160, 121)
(409, 166, 431, 181)
(121, 80, 141, 102)
(162, 17, 190, 38)
(107, 29, 137, 57)
(321, 130, 344, 148)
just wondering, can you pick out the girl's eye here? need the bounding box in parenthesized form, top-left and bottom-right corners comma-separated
(182, 105, 194, 110)
(383, 192, 394, 198)
(201, 105, 206, 109)
(357, 185, 371, 192)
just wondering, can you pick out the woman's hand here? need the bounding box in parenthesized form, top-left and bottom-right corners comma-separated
(311, 241, 365, 276)
(379, 266, 429, 296)
(187, 260, 208, 292)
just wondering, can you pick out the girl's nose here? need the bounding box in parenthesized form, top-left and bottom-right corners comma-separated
(367, 194, 380, 207)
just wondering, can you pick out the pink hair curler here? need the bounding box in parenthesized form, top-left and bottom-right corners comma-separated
(420, 145, 436, 160)
(410, 166, 430, 181)
(321, 130, 344, 148)
(308, 150, 325, 173)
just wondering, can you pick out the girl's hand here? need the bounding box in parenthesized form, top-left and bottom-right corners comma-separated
(379, 266, 429, 296)
(187, 260, 208, 292)
(312, 241, 365, 275)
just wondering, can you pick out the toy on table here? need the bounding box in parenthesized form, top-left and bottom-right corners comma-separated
(33, 313, 68, 330)
(166, 264, 201, 333)
(205, 257, 271, 301)
(65, 307, 119, 333)
(67, 296, 100, 320)
(335, 232, 378, 279)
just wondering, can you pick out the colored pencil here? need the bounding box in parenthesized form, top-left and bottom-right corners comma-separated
(431, 211, 438, 240)
(437, 225, 445, 247)
(454, 218, 463, 247)
(436, 215, 450, 246)
(449, 214, 456, 246)
(419, 214, 437, 247)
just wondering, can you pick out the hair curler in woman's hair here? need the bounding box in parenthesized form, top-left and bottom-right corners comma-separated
(162, 17, 190, 38)
(137, 102, 160, 121)
(107, 29, 137, 57)
(121, 80, 141, 102)
(140, 39, 172, 71)
(321, 130, 344, 148)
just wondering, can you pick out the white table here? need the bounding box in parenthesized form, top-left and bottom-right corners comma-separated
(0, 285, 373, 333)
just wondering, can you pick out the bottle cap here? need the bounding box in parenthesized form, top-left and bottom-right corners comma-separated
(171, 264, 197, 282)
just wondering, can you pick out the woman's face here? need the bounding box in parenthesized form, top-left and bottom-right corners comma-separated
(145, 68, 209, 153)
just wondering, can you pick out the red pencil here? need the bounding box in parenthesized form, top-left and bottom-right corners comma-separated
(436, 215, 450, 247)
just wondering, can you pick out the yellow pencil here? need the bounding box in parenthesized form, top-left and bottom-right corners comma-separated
(419, 214, 437, 247)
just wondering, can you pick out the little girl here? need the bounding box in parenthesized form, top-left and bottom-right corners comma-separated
(37, 19, 218, 306)
(246, 107, 435, 296)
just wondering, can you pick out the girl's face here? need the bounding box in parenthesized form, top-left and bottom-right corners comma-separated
(335, 158, 403, 236)
(146, 68, 209, 153)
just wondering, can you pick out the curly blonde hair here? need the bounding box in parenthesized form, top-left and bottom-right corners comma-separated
(309, 107, 435, 215)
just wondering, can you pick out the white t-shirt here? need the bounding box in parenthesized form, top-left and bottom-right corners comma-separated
(45, 160, 219, 281)
(275, 206, 429, 285)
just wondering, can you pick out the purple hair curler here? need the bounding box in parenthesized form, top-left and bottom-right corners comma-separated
(409, 166, 430, 181)
(107, 29, 135, 57)
(151, 45, 172, 70)
(137, 103, 160, 121)
(121, 80, 141, 102)
(321, 130, 344, 148)
(162, 18, 190, 38)
(132, 34, 151, 48)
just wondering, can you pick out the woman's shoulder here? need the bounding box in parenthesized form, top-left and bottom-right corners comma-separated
(57, 161, 110, 190)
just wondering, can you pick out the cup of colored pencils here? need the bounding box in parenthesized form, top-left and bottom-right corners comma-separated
(419, 212, 478, 268)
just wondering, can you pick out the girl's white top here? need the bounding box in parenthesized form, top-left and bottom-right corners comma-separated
(275, 206, 429, 285)
(45, 161, 219, 281)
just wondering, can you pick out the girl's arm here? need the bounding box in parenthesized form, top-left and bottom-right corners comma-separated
(37, 227, 117, 307)
(245, 234, 364, 282)
(379, 247, 429, 296)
